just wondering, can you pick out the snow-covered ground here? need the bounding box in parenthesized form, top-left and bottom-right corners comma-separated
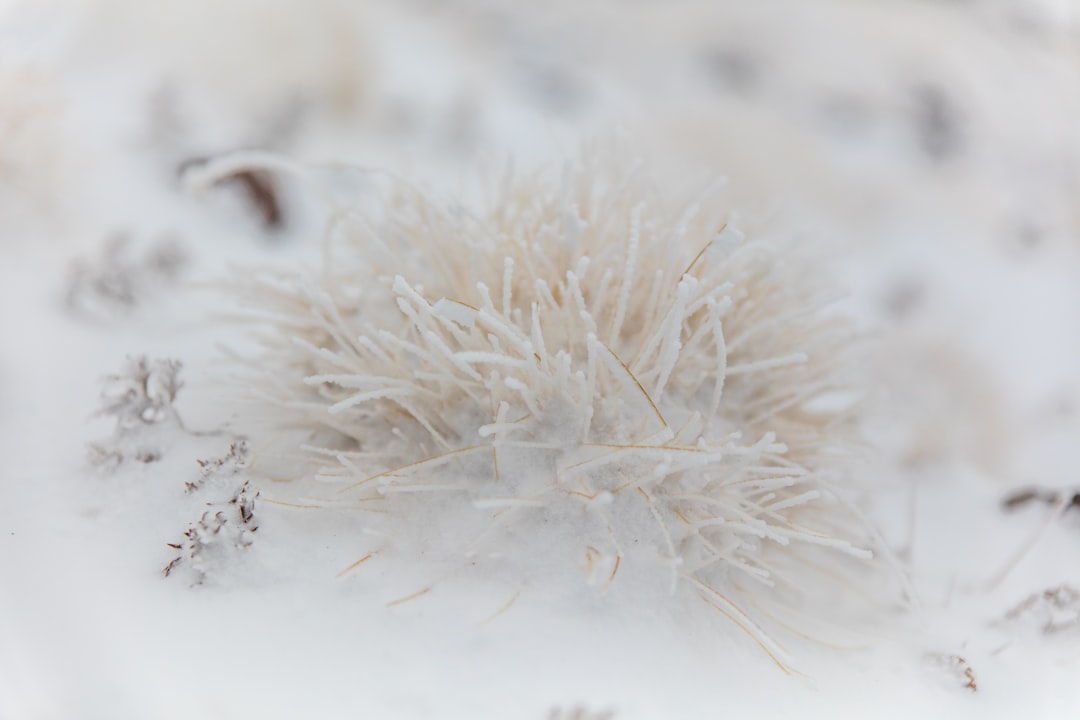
(3, 1, 1080, 718)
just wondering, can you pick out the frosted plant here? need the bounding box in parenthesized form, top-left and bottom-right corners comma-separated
(97, 356, 183, 431)
(164, 477, 260, 584)
(165, 440, 260, 584)
(66, 234, 188, 319)
(225, 152, 889, 666)
(187, 439, 251, 494)
(1002, 586, 1080, 636)
(88, 356, 184, 467)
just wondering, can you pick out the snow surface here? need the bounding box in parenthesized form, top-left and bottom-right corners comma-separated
(2, 0, 1080, 718)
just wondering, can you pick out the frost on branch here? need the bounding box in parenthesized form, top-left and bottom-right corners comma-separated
(88, 356, 184, 468)
(224, 152, 892, 661)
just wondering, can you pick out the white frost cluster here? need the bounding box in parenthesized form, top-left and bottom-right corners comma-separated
(232, 155, 886, 661)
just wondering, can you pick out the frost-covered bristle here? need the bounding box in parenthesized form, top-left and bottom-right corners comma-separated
(228, 155, 886, 661)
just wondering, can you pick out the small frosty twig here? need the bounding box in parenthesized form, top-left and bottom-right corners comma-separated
(1003, 487, 1080, 514)
(179, 155, 285, 231)
(164, 440, 261, 584)
(88, 355, 232, 470)
(96, 356, 183, 431)
(985, 490, 1074, 591)
(164, 477, 260, 585)
(1002, 586, 1080, 635)
(231, 477, 259, 527)
(66, 233, 187, 318)
(187, 440, 251, 493)
(87, 356, 185, 467)
(924, 653, 978, 693)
